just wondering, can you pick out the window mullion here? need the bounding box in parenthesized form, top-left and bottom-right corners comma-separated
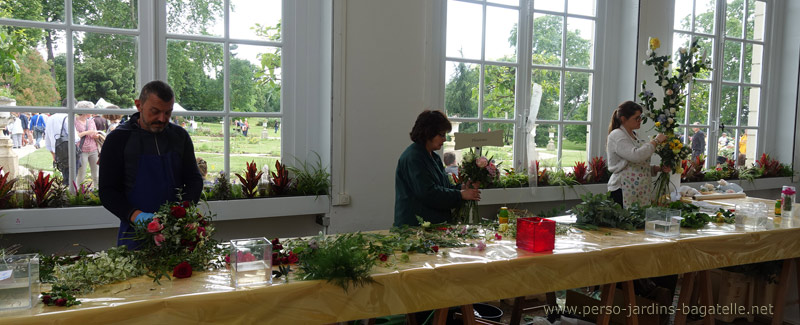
(515, 0, 533, 171)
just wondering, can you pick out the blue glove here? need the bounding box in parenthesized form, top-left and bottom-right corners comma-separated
(133, 212, 155, 223)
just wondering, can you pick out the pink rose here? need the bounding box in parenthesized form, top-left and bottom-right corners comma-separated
(476, 157, 489, 168)
(147, 219, 163, 233)
(487, 163, 497, 177)
(154, 233, 165, 246)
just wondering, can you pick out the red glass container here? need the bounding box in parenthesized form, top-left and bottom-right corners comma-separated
(516, 217, 555, 252)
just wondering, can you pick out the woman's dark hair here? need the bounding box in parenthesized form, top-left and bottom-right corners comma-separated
(608, 101, 643, 134)
(409, 110, 452, 144)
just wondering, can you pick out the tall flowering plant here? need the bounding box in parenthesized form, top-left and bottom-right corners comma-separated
(639, 37, 710, 204)
(130, 200, 223, 283)
(454, 149, 499, 224)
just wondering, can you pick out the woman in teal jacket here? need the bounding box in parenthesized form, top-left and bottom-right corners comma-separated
(394, 110, 480, 227)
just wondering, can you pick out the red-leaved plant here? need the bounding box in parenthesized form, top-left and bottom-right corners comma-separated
(572, 161, 588, 184)
(270, 160, 293, 196)
(681, 155, 706, 182)
(587, 156, 609, 184)
(0, 167, 17, 209)
(535, 161, 549, 186)
(756, 153, 781, 178)
(30, 170, 55, 207)
(235, 161, 264, 198)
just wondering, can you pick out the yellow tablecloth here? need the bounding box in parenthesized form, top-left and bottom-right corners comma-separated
(2, 220, 799, 324)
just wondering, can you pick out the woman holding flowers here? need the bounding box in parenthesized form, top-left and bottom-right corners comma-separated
(607, 101, 667, 208)
(394, 110, 481, 227)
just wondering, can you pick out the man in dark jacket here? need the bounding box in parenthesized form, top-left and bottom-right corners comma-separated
(99, 81, 203, 249)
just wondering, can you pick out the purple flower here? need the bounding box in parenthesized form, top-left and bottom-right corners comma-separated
(643, 90, 653, 98)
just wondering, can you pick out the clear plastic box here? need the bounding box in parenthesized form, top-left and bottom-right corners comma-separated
(0, 253, 40, 310)
(230, 238, 272, 287)
(645, 208, 682, 237)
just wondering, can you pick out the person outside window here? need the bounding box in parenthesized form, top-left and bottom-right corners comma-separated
(690, 122, 705, 160)
(737, 133, 747, 166)
(30, 112, 46, 148)
(394, 110, 480, 227)
(606, 101, 667, 208)
(75, 101, 100, 189)
(443, 151, 458, 177)
(99, 81, 203, 249)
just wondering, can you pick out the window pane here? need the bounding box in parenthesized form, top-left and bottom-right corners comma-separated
(73, 0, 137, 29)
(562, 124, 588, 169)
(167, 0, 225, 37)
(671, 32, 691, 67)
(533, 0, 564, 13)
(73, 32, 138, 108)
(565, 17, 593, 69)
(533, 123, 559, 167)
(448, 121, 478, 171)
(694, 0, 715, 34)
(230, 117, 280, 183)
(480, 122, 514, 168)
(167, 40, 224, 111)
(746, 0, 766, 41)
(735, 129, 756, 166)
(568, 0, 595, 17)
(725, 0, 743, 38)
(674, 0, 693, 31)
(695, 36, 714, 80)
(532, 69, 560, 120)
(445, 61, 479, 118)
(184, 115, 224, 184)
(231, 0, 281, 41)
(688, 82, 710, 125)
(485, 6, 518, 62)
(17, 113, 58, 175)
(446, 0, 482, 59)
(1, 28, 64, 107)
(688, 126, 708, 160)
(716, 131, 735, 164)
(741, 86, 759, 126)
(563, 71, 590, 121)
(483, 65, 516, 119)
(488, 0, 519, 6)
(532, 14, 562, 66)
(230, 44, 281, 113)
(722, 40, 741, 82)
(1, 1, 61, 22)
(719, 85, 738, 127)
(743, 43, 762, 84)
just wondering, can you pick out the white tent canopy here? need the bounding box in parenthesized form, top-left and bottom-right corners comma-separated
(95, 98, 113, 108)
(173, 102, 186, 112)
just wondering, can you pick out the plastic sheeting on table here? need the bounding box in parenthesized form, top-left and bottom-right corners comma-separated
(2, 219, 800, 324)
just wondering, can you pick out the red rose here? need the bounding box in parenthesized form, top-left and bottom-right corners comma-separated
(437, 227, 449, 231)
(182, 200, 191, 208)
(280, 256, 289, 264)
(42, 295, 52, 304)
(172, 261, 193, 279)
(196, 227, 206, 237)
(274, 244, 283, 251)
(171, 206, 186, 218)
(287, 251, 299, 264)
(147, 219, 164, 233)
(431, 245, 439, 253)
(271, 238, 281, 246)
(378, 254, 388, 262)
(272, 252, 279, 265)
(55, 298, 67, 306)
(494, 233, 502, 240)
(225, 255, 230, 264)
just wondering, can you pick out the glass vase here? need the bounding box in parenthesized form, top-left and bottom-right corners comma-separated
(230, 237, 272, 287)
(0, 253, 39, 311)
(782, 186, 796, 219)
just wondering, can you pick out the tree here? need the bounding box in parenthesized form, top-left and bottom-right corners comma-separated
(1, 49, 60, 106)
(444, 62, 479, 118)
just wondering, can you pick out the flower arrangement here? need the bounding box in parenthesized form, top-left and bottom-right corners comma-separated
(270, 237, 298, 281)
(455, 149, 499, 224)
(130, 200, 224, 283)
(639, 37, 711, 204)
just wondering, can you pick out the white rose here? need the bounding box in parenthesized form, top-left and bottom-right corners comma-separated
(718, 179, 729, 186)
(646, 49, 653, 56)
(679, 47, 687, 54)
(670, 99, 675, 105)
(661, 80, 668, 86)
(670, 107, 676, 113)
(668, 118, 674, 124)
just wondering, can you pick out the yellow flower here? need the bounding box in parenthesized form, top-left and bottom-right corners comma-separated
(499, 224, 508, 232)
(672, 147, 681, 154)
(654, 122, 661, 127)
(649, 37, 661, 50)
(673, 139, 680, 144)
(676, 167, 684, 174)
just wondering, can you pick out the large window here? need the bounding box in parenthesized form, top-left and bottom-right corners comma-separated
(0, 0, 293, 189)
(443, 0, 597, 172)
(673, 0, 767, 167)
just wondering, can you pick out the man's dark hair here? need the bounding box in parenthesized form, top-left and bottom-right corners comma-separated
(409, 110, 452, 144)
(443, 152, 456, 166)
(138, 80, 175, 105)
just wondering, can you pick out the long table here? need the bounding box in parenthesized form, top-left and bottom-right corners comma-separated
(2, 219, 799, 324)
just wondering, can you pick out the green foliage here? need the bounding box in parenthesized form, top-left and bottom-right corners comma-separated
(40, 284, 81, 307)
(210, 172, 233, 200)
(288, 152, 331, 196)
(572, 192, 643, 231)
(50, 246, 144, 294)
(293, 233, 376, 291)
(497, 168, 528, 188)
(1, 50, 60, 106)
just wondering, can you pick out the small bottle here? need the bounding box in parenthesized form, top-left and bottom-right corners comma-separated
(498, 207, 509, 224)
(775, 199, 782, 216)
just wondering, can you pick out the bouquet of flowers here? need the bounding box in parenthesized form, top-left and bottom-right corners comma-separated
(454, 148, 499, 224)
(639, 37, 710, 205)
(130, 200, 223, 283)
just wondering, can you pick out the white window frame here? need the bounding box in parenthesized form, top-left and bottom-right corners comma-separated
(441, 0, 603, 171)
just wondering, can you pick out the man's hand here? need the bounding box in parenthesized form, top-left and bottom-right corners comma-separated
(461, 188, 481, 201)
(131, 210, 155, 223)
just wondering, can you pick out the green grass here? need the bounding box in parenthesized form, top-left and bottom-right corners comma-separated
(471, 139, 588, 170)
